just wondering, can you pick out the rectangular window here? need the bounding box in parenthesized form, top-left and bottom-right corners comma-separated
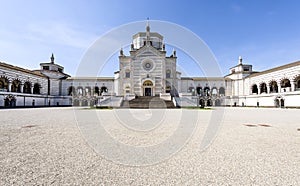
(125, 72, 130, 78)
(243, 67, 249, 71)
(43, 66, 49, 70)
(58, 68, 63, 73)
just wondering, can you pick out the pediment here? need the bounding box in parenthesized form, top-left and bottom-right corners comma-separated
(134, 45, 165, 58)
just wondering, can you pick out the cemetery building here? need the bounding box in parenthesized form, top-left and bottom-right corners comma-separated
(1, 24, 300, 108)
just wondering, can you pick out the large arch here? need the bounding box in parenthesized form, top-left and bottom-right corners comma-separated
(33, 83, 41, 94)
(11, 79, 21, 93)
(260, 82, 267, 94)
(94, 86, 100, 96)
(251, 84, 258, 94)
(68, 86, 76, 96)
(280, 78, 291, 92)
(196, 87, 202, 96)
(294, 75, 300, 90)
(215, 99, 221, 106)
(203, 87, 210, 96)
(23, 81, 32, 94)
(269, 81, 278, 93)
(4, 95, 16, 107)
(211, 87, 218, 96)
(85, 87, 91, 96)
(73, 99, 80, 106)
(100, 86, 108, 95)
(199, 99, 205, 108)
(219, 87, 225, 96)
(0, 76, 9, 91)
(207, 99, 212, 106)
(77, 86, 83, 96)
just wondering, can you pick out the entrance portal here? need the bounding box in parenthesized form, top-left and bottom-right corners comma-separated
(145, 88, 152, 96)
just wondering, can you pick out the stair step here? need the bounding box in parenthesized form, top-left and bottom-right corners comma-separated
(121, 96, 176, 109)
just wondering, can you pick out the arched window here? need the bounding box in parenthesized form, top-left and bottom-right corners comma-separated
(125, 70, 130, 78)
(281, 79, 291, 88)
(11, 79, 21, 93)
(196, 87, 202, 96)
(260, 83, 267, 94)
(33, 83, 41, 94)
(252, 84, 258, 94)
(211, 87, 218, 95)
(94, 86, 100, 96)
(219, 87, 225, 96)
(68, 86, 76, 96)
(85, 87, 91, 96)
(188, 87, 194, 93)
(269, 81, 278, 93)
(207, 99, 212, 106)
(166, 70, 171, 78)
(204, 87, 210, 96)
(23, 82, 31, 94)
(215, 99, 221, 106)
(100, 86, 108, 95)
(0, 77, 9, 91)
(281, 79, 291, 92)
(77, 87, 83, 96)
(143, 81, 153, 86)
(294, 75, 300, 90)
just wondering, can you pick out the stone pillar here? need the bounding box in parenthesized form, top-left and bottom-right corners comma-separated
(31, 86, 34, 94)
(20, 84, 24, 93)
(8, 82, 11, 92)
(291, 81, 296, 91)
(277, 82, 281, 93)
(267, 85, 270, 94)
(91, 88, 94, 97)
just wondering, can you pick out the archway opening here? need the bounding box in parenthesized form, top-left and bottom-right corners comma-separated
(33, 83, 41, 94)
(11, 80, 21, 93)
(196, 87, 202, 96)
(252, 84, 258, 94)
(215, 99, 221, 106)
(0, 77, 9, 91)
(269, 81, 278, 93)
(100, 86, 108, 95)
(219, 87, 225, 96)
(68, 86, 76, 96)
(204, 87, 210, 96)
(260, 83, 267, 94)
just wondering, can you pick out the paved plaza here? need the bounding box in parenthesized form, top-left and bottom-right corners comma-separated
(0, 107, 299, 185)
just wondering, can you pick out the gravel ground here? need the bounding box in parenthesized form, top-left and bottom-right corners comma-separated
(0, 107, 299, 185)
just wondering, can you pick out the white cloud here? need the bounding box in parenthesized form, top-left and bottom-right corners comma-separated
(25, 22, 98, 49)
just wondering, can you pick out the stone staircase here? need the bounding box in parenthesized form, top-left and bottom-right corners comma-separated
(121, 96, 176, 109)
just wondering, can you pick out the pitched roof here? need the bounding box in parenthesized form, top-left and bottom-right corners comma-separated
(0, 62, 46, 78)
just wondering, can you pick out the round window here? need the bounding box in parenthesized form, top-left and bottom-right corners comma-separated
(142, 59, 154, 71)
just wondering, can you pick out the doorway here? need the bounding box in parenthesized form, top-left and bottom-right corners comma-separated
(144, 88, 152, 96)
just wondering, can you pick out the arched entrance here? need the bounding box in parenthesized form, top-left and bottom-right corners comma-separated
(4, 95, 16, 107)
(73, 99, 80, 106)
(143, 80, 153, 96)
(207, 99, 212, 106)
(199, 99, 205, 108)
(274, 99, 280, 108)
(215, 99, 221, 106)
(280, 99, 285, 108)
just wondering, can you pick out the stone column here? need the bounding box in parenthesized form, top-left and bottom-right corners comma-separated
(20, 84, 24, 93)
(291, 81, 295, 91)
(31, 86, 34, 94)
(267, 85, 270, 94)
(8, 82, 11, 92)
(277, 82, 281, 93)
(91, 87, 94, 97)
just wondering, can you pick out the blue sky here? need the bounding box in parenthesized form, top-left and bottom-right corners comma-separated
(1, 0, 300, 76)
